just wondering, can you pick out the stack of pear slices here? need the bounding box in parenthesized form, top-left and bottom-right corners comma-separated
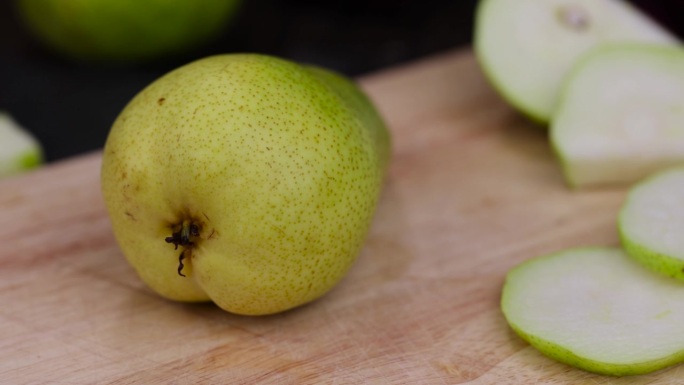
(476, 0, 684, 376)
(475, 0, 684, 188)
(502, 169, 684, 376)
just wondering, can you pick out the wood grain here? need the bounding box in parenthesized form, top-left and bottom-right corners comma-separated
(1, 49, 680, 384)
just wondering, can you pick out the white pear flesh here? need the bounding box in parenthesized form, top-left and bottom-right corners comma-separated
(619, 167, 684, 281)
(0, 112, 43, 178)
(502, 247, 684, 376)
(475, 0, 678, 122)
(551, 44, 684, 188)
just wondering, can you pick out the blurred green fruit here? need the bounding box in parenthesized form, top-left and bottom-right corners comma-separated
(15, 0, 242, 63)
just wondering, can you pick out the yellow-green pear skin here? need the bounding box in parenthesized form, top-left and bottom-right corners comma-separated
(304, 66, 390, 172)
(101, 54, 390, 315)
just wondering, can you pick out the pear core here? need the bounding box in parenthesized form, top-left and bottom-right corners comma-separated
(557, 5, 591, 32)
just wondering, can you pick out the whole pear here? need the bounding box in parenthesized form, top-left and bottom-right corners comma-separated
(101, 54, 390, 315)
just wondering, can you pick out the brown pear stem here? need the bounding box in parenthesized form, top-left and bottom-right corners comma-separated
(165, 221, 200, 277)
(178, 250, 187, 277)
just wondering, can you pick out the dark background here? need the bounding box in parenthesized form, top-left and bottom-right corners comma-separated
(1, 0, 682, 164)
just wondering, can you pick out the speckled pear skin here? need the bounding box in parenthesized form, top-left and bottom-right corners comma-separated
(101, 54, 390, 315)
(304, 66, 390, 173)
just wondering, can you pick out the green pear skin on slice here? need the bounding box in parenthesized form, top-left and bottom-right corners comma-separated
(501, 247, 684, 376)
(0, 112, 43, 178)
(619, 167, 684, 281)
(474, 0, 678, 123)
(551, 44, 684, 188)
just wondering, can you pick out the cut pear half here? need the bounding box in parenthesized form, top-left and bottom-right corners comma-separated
(0, 112, 43, 178)
(475, 0, 678, 122)
(551, 44, 684, 188)
(502, 247, 684, 376)
(619, 167, 684, 281)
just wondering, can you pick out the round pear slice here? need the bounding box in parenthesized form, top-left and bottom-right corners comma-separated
(551, 44, 684, 188)
(502, 247, 684, 376)
(475, 0, 678, 123)
(619, 167, 684, 281)
(0, 112, 43, 178)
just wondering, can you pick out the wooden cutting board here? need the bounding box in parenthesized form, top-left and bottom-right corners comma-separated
(2, 49, 679, 384)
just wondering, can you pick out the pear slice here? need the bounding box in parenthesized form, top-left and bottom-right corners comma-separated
(475, 0, 678, 123)
(0, 112, 43, 178)
(619, 167, 684, 281)
(551, 44, 684, 188)
(502, 247, 684, 376)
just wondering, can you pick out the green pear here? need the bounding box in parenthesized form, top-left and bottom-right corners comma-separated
(16, 0, 241, 63)
(0, 112, 43, 178)
(551, 44, 684, 188)
(502, 247, 684, 376)
(474, 0, 678, 123)
(100, 54, 390, 315)
(619, 167, 684, 281)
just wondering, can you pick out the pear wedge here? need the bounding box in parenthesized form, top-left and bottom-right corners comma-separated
(475, 0, 678, 122)
(551, 44, 684, 188)
(0, 112, 43, 178)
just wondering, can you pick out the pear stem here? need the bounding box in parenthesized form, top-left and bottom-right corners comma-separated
(177, 250, 187, 277)
(165, 221, 200, 277)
